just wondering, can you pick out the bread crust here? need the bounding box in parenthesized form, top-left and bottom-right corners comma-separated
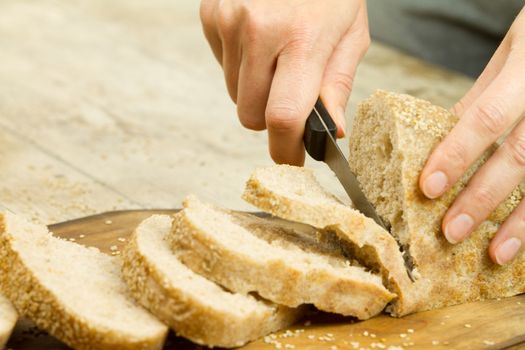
(170, 197, 394, 320)
(121, 214, 302, 348)
(349, 90, 525, 315)
(0, 212, 168, 350)
(242, 165, 416, 316)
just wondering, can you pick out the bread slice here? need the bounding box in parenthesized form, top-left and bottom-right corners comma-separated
(0, 294, 16, 349)
(348, 90, 525, 314)
(169, 196, 394, 320)
(243, 164, 416, 316)
(121, 214, 302, 348)
(0, 211, 168, 350)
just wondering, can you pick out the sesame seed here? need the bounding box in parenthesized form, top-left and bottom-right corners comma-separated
(104, 220, 113, 225)
(464, 324, 472, 328)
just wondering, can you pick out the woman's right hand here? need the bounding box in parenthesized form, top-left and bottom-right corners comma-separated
(200, 0, 370, 165)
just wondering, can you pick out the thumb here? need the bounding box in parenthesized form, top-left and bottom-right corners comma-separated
(320, 10, 370, 138)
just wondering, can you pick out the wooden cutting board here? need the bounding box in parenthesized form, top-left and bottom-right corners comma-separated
(5, 210, 525, 350)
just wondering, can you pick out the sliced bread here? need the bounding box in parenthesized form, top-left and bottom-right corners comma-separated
(121, 214, 302, 348)
(0, 295, 16, 349)
(169, 196, 394, 320)
(243, 165, 416, 316)
(348, 90, 525, 314)
(0, 211, 168, 350)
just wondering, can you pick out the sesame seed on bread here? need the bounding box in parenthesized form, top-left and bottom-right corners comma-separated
(121, 214, 302, 348)
(349, 90, 525, 314)
(0, 211, 168, 350)
(242, 164, 416, 316)
(169, 196, 394, 319)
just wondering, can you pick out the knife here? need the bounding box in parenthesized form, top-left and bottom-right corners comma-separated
(303, 98, 388, 230)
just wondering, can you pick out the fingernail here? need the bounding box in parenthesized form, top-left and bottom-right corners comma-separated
(495, 237, 522, 265)
(423, 171, 448, 198)
(444, 213, 474, 244)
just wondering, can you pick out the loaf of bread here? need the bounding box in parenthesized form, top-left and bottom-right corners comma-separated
(0, 295, 16, 349)
(243, 165, 416, 315)
(348, 90, 525, 314)
(0, 212, 168, 350)
(170, 195, 394, 319)
(121, 214, 302, 348)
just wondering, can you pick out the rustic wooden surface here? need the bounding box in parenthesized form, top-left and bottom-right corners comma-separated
(0, 0, 474, 225)
(5, 210, 525, 350)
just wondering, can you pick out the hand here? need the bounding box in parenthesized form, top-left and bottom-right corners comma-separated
(200, 0, 370, 165)
(419, 7, 525, 265)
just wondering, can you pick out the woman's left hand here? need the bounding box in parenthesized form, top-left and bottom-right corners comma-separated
(419, 6, 525, 265)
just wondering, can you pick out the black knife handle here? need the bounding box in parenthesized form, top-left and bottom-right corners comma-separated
(303, 98, 338, 161)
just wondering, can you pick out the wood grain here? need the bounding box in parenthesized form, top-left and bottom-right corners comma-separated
(0, 0, 474, 224)
(6, 210, 525, 350)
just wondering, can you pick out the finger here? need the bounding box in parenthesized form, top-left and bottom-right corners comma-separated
(451, 37, 511, 116)
(200, 0, 223, 64)
(320, 4, 370, 138)
(420, 51, 525, 199)
(489, 197, 525, 265)
(215, 3, 242, 102)
(266, 42, 332, 165)
(236, 46, 275, 130)
(441, 117, 525, 244)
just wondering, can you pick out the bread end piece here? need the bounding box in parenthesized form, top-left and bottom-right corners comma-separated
(0, 211, 168, 350)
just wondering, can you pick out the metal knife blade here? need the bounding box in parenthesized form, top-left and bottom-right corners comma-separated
(311, 106, 388, 230)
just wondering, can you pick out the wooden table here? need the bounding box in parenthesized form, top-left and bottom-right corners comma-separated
(0, 0, 474, 225)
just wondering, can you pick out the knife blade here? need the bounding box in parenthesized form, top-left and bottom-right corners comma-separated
(303, 98, 388, 230)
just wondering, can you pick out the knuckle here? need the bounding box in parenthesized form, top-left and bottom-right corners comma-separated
(471, 185, 499, 212)
(265, 103, 304, 132)
(505, 134, 525, 167)
(330, 71, 355, 96)
(473, 100, 509, 136)
(437, 141, 469, 172)
(216, 1, 236, 37)
(237, 106, 266, 131)
(451, 99, 468, 117)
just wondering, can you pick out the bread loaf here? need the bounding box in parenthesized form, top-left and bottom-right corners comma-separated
(0, 212, 168, 350)
(121, 214, 302, 348)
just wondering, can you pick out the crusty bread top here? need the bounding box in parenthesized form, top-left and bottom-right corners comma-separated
(348, 90, 525, 313)
(171, 196, 394, 319)
(131, 214, 275, 315)
(242, 165, 417, 315)
(0, 211, 167, 340)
